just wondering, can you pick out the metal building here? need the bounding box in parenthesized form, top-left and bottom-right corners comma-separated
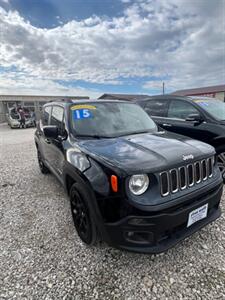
(0, 95, 89, 123)
(172, 85, 225, 101)
(98, 93, 149, 101)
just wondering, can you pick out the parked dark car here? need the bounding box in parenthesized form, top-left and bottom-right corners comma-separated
(34, 99, 222, 253)
(137, 95, 225, 180)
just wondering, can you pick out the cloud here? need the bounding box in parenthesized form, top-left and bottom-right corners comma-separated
(0, 0, 224, 96)
(143, 80, 165, 90)
(0, 72, 101, 98)
(121, 0, 132, 3)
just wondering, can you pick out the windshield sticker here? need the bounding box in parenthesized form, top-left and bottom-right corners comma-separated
(73, 109, 93, 120)
(194, 100, 210, 106)
(195, 100, 210, 106)
(71, 104, 96, 110)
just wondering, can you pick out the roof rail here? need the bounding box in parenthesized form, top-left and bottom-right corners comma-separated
(49, 98, 75, 103)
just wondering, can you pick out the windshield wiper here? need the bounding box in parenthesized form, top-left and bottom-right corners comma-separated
(115, 130, 154, 137)
(76, 130, 154, 139)
(130, 130, 153, 135)
(76, 134, 110, 139)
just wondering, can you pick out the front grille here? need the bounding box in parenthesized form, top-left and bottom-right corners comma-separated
(160, 157, 214, 197)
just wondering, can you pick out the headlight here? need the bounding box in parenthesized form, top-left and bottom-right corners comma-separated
(129, 174, 149, 195)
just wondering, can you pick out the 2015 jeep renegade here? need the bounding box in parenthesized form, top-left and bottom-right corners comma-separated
(35, 99, 222, 253)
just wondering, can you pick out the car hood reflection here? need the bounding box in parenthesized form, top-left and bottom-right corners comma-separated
(78, 132, 215, 174)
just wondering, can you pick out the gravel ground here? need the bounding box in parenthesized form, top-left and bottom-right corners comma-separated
(0, 123, 225, 300)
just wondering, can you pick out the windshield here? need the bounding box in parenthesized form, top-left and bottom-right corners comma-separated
(10, 113, 19, 120)
(70, 102, 157, 138)
(194, 98, 225, 121)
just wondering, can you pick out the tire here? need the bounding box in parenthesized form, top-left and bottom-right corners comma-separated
(37, 150, 50, 174)
(70, 182, 99, 245)
(217, 152, 225, 183)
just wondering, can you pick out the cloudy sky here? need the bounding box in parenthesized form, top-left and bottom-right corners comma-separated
(0, 0, 224, 97)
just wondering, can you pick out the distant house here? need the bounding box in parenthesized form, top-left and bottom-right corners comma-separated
(98, 93, 150, 101)
(172, 85, 225, 101)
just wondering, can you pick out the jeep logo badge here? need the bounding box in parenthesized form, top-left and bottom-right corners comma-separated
(183, 154, 194, 161)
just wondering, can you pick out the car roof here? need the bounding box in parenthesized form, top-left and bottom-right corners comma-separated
(136, 94, 193, 102)
(44, 98, 134, 107)
(138, 94, 217, 103)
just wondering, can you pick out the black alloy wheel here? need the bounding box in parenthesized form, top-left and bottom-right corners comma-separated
(70, 183, 98, 245)
(218, 152, 225, 182)
(37, 150, 49, 174)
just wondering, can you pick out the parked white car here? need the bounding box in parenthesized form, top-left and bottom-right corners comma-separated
(6, 109, 35, 129)
(6, 112, 20, 128)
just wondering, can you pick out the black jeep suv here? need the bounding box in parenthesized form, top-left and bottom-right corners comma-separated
(35, 99, 222, 253)
(137, 95, 225, 180)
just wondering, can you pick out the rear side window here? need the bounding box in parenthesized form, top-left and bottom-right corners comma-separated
(167, 100, 199, 120)
(42, 106, 51, 125)
(50, 106, 65, 134)
(144, 100, 168, 117)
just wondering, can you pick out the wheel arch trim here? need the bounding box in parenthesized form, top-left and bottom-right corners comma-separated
(63, 163, 112, 244)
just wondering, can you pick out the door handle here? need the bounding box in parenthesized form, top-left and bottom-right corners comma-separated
(162, 123, 172, 127)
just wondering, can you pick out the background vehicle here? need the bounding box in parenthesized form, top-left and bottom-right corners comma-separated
(34, 99, 222, 253)
(6, 110, 20, 128)
(6, 107, 35, 128)
(137, 96, 225, 180)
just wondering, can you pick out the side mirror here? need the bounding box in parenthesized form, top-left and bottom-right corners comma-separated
(43, 125, 58, 139)
(185, 114, 203, 123)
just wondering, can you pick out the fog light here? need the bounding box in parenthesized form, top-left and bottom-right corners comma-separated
(125, 231, 154, 244)
(127, 231, 134, 237)
(128, 218, 153, 225)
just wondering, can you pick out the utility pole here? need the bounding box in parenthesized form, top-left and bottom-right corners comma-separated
(162, 82, 165, 95)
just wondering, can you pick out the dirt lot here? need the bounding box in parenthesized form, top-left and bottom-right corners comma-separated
(0, 123, 225, 300)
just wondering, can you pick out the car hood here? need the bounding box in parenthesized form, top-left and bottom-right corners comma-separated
(78, 131, 215, 175)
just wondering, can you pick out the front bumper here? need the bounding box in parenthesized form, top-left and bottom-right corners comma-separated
(104, 183, 222, 253)
(25, 121, 35, 127)
(10, 123, 20, 128)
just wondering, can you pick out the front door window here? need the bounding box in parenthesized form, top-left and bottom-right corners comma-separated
(167, 100, 199, 120)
